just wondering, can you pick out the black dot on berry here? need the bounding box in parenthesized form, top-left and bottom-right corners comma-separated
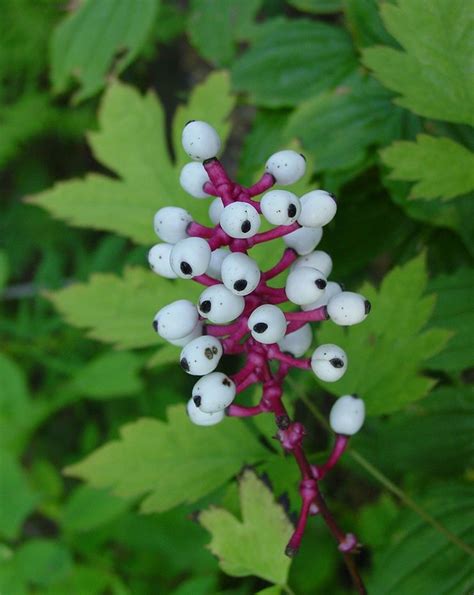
(180, 261, 193, 275)
(180, 358, 190, 371)
(330, 357, 344, 368)
(288, 204, 297, 218)
(253, 322, 268, 333)
(234, 279, 247, 292)
(152, 320, 158, 332)
(300, 153, 306, 161)
(364, 300, 371, 314)
(212, 347, 218, 354)
(193, 395, 202, 407)
(204, 348, 214, 360)
(315, 279, 327, 290)
(222, 378, 231, 387)
(185, 120, 196, 126)
(200, 300, 211, 313)
(241, 220, 251, 233)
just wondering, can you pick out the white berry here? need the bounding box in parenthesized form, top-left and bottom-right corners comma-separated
(327, 292, 371, 326)
(180, 336, 223, 376)
(148, 243, 177, 279)
(219, 202, 261, 239)
(221, 252, 261, 296)
(292, 250, 333, 278)
(170, 237, 211, 279)
(265, 150, 306, 185)
(285, 266, 327, 306)
(283, 226, 323, 255)
(168, 321, 203, 346)
(209, 197, 224, 225)
(301, 281, 344, 311)
(192, 372, 236, 413)
(311, 344, 347, 382)
(248, 305, 287, 344)
(154, 207, 192, 244)
(187, 398, 224, 426)
(153, 300, 199, 340)
(182, 120, 221, 161)
(278, 324, 312, 357)
(179, 162, 211, 198)
(198, 284, 245, 323)
(260, 190, 301, 225)
(206, 248, 229, 280)
(298, 190, 337, 228)
(329, 395, 365, 435)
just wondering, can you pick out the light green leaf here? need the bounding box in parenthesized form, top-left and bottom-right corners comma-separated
(62, 485, 129, 532)
(199, 469, 292, 585)
(316, 255, 451, 414)
(381, 135, 474, 201)
(231, 18, 357, 107)
(367, 483, 474, 594)
(70, 351, 144, 399)
(31, 73, 235, 244)
(188, 0, 262, 66)
(287, 0, 342, 14)
(362, 0, 474, 125)
(47, 266, 199, 349)
(255, 586, 283, 595)
(0, 452, 38, 540)
(50, 0, 158, 102)
(287, 71, 420, 173)
(65, 405, 269, 513)
(426, 268, 474, 372)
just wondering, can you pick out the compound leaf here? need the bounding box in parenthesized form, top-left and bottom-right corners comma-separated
(316, 255, 451, 414)
(50, 0, 158, 102)
(381, 135, 474, 201)
(199, 469, 292, 585)
(362, 0, 474, 125)
(65, 405, 269, 513)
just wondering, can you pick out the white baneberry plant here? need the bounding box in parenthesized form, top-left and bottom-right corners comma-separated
(150, 120, 371, 589)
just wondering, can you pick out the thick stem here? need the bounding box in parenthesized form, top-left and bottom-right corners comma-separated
(187, 221, 214, 238)
(317, 434, 349, 479)
(285, 306, 328, 323)
(193, 273, 220, 287)
(247, 172, 275, 197)
(227, 403, 263, 418)
(203, 158, 234, 205)
(266, 345, 311, 370)
(262, 249, 298, 280)
(248, 222, 300, 247)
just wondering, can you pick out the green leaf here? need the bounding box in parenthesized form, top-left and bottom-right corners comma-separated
(344, 0, 395, 48)
(0, 251, 9, 291)
(381, 135, 474, 201)
(47, 266, 199, 349)
(287, 0, 342, 14)
(65, 405, 269, 513)
(353, 386, 474, 478)
(362, 0, 474, 125)
(70, 351, 144, 399)
(367, 483, 474, 594)
(199, 469, 292, 585)
(50, 0, 158, 102)
(13, 540, 73, 587)
(30, 73, 235, 244)
(316, 255, 451, 414)
(62, 485, 129, 532)
(287, 71, 420, 173)
(0, 452, 38, 540)
(188, 0, 262, 66)
(231, 18, 357, 107)
(425, 268, 474, 372)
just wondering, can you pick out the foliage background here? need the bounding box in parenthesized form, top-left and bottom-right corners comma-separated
(1, 1, 473, 593)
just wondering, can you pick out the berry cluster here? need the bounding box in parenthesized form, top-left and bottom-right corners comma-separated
(149, 121, 371, 569)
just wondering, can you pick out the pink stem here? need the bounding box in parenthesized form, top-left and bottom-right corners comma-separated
(317, 435, 349, 480)
(247, 172, 275, 197)
(236, 373, 259, 394)
(284, 306, 328, 323)
(248, 222, 300, 247)
(187, 221, 214, 238)
(205, 319, 243, 337)
(193, 274, 220, 287)
(266, 346, 311, 370)
(285, 493, 313, 556)
(203, 181, 219, 196)
(203, 158, 234, 205)
(262, 249, 298, 280)
(227, 403, 263, 418)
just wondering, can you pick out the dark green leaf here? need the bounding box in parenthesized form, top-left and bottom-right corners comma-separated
(287, 0, 342, 14)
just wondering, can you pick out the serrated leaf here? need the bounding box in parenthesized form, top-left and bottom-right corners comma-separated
(231, 18, 357, 107)
(188, 0, 262, 66)
(199, 469, 292, 585)
(50, 0, 158, 102)
(381, 135, 474, 201)
(30, 73, 235, 243)
(367, 483, 474, 594)
(65, 405, 269, 513)
(426, 268, 474, 372)
(69, 351, 144, 399)
(0, 452, 38, 540)
(362, 0, 474, 125)
(47, 266, 199, 349)
(287, 71, 420, 174)
(316, 255, 451, 414)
